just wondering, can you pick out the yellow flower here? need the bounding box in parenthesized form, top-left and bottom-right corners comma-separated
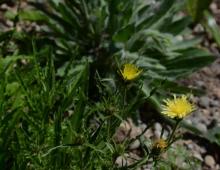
(161, 95, 195, 119)
(120, 64, 142, 81)
(153, 139, 167, 150)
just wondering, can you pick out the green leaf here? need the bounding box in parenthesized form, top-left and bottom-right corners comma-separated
(150, 79, 204, 95)
(19, 10, 48, 21)
(113, 24, 135, 42)
(4, 10, 17, 20)
(169, 37, 202, 51)
(164, 48, 214, 71)
(203, 11, 220, 47)
(186, 0, 213, 21)
(160, 17, 192, 35)
(204, 126, 220, 146)
(136, 0, 175, 30)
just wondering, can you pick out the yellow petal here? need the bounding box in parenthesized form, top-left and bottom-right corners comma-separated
(120, 63, 142, 81)
(161, 95, 195, 119)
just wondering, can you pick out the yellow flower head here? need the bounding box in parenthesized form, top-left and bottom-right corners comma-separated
(120, 63, 142, 81)
(161, 95, 195, 119)
(153, 138, 167, 150)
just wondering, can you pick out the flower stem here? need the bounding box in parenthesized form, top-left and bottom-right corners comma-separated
(167, 119, 181, 144)
(153, 158, 158, 169)
(123, 87, 127, 106)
